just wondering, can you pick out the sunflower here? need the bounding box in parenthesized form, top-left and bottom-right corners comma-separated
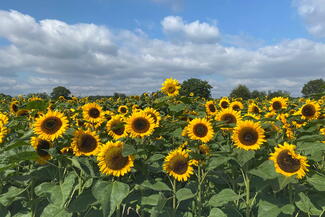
(230, 101, 244, 111)
(298, 99, 320, 120)
(205, 101, 218, 115)
(163, 148, 194, 182)
(143, 107, 161, 126)
(82, 102, 104, 123)
(269, 97, 288, 112)
(10, 101, 19, 114)
(199, 144, 210, 156)
(71, 129, 101, 156)
(118, 105, 128, 115)
(125, 112, 156, 138)
(28, 97, 42, 102)
(269, 142, 309, 179)
(219, 97, 230, 109)
(16, 109, 29, 117)
(187, 118, 214, 143)
(0, 124, 8, 144)
(106, 115, 128, 140)
(34, 111, 69, 141)
(31, 137, 53, 164)
(161, 78, 181, 97)
(232, 120, 266, 150)
(0, 113, 9, 125)
(215, 108, 242, 126)
(248, 103, 261, 115)
(97, 141, 134, 177)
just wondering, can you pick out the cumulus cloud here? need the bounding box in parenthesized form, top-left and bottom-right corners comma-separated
(0, 10, 324, 97)
(294, 0, 325, 38)
(161, 16, 220, 44)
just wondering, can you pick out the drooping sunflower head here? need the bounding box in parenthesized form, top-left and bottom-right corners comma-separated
(269, 142, 309, 179)
(161, 78, 181, 97)
(199, 144, 210, 156)
(187, 118, 214, 143)
(232, 120, 265, 150)
(215, 108, 242, 126)
(33, 111, 69, 141)
(143, 107, 161, 126)
(82, 102, 104, 123)
(205, 101, 217, 115)
(163, 149, 194, 182)
(118, 105, 128, 114)
(16, 109, 29, 117)
(31, 137, 53, 164)
(71, 129, 101, 156)
(219, 97, 230, 109)
(126, 111, 156, 138)
(248, 103, 261, 115)
(0, 113, 9, 126)
(97, 141, 134, 177)
(106, 115, 127, 140)
(269, 97, 288, 112)
(299, 99, 320, 120)
(230, 101, 244, 111)
(10, 101, 19, 114)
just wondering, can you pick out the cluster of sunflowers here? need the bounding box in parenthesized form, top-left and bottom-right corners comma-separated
(0, 78, 324, 216)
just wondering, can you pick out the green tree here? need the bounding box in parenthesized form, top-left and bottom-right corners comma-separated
(251, 90, 266, 99)
(229, 85, 251, 100)
(50, 86, 71, 99)
(301, 78, 325, 97)
(267, 90, 290, 99)
(180, 78, 212, 98)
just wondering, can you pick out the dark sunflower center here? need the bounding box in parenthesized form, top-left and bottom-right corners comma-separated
(41, 117, 63, 134)
(301, 104, 316, 117)
(167, 86, 176, 93)
(88, 108, 100, 118)
(105, 147, 129, 170)
(12, 104, 18, 112)
(169, 155, 188, 175)
(221, 101, 229, 109)
(193, 123, 208, 137)
(221, 114, 236, 124)
(17, 110, 29, 117)
(112, 122, 125, 135)
(132, 118, 150, 133)
(120, 107, 127, 113)
(232, 105, 240, 111)
(37, 140, 51, 157)
(238, 127, 258, 146)
(78, 134, 97, 153)
(253, 106, 259, 114)
(272, 101, 282, 110)
(277, 150, 301, 173)
(208, 104, 216, 113)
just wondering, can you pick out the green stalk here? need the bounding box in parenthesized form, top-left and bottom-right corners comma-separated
(172, 178, 177, 210)
(241, 168, 251, 217)
(197, 164, 202, 216)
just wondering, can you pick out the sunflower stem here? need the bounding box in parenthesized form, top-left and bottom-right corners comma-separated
(241, 168, 251, 217)
(172, 178, 177, 212)
(197, 164, 202, 217)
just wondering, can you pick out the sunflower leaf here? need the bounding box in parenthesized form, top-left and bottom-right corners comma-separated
(295, 192, 322, 215)
(257, 200, 281, 217)
(208, 189, 243, 207)
(249, 160, 278, 180)
(208, 208, 227, 217)
(307, 174, 325, 191)
(176, 188, 194, 202)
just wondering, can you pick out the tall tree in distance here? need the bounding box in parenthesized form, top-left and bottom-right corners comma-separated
(50, 86, 71, 99)
(180, 78, 212, 98)
(301, 79, 325, 97)
(229, 85, 251, 99)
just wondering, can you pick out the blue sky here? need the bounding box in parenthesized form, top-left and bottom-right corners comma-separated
(0, 0, 324, 96)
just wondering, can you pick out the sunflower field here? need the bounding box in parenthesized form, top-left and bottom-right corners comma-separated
(0, 78, 324, 217)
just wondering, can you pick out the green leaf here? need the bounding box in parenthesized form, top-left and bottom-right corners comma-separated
(281, 204, 295, 215)
(60, 172, 76, 206)
(0, 202, 11, 217)
(295, 192, 322, 215)
(169, 104, 186, 113)
(25, 100, 48, 111)
(68, 190, 96, 212)
(141, 194, 161, 206)
(249, 160, 278, 180)
(176, 188, 194, 202)
(40, 204, 72, 217)
(34, 183, 62, 206)
(141, 180, 171, 191)
(92, 181, 130, 217)
(0, 186, 26, 206)
(207, 156, 230, 171)
(208, 189, 242, 207)
(307, 174, 325, 191)
(147, 154, 165, 162)
(122, 143, 136, 156)
(258, 200, 281, 217)
(234, 149, 255, 166)
(7, 151, 38, 163)
(208, 208, 227, 217)
(296, 135, 324, 142)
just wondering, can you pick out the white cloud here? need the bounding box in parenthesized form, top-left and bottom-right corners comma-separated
(0, 10, 324, 97)
(294, 0, 325, 37)
(161, 16, 220, 44)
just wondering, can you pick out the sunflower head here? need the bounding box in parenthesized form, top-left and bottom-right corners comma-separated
(163, 149, 194, 182)
(118, 105, 128, 114)
(31, 137, 53, 164)
(299, 99, 320, 120)
(269, 97, 288, 112)
(106, 115, 128, 140)
(187, 118, 214, 143)
(215, 108, 242, 126)
(144, 107, 161, 126)
(71, 129, 101, 156)
(269, 142, 309, 179)
(10, 101, 19, 114)
(82, 103, 104, 123)
(205, 101, 217, 115)
(248, 103, 261, 115)
(219, 97, 230, 109)
(232, 120, 265, 150)
(97, 141, 134, 177)
(230, 101, 244, 111)
(33, 111, 69, 141)
(126, 111, 156, 138)
(161, 78, 181, 97)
